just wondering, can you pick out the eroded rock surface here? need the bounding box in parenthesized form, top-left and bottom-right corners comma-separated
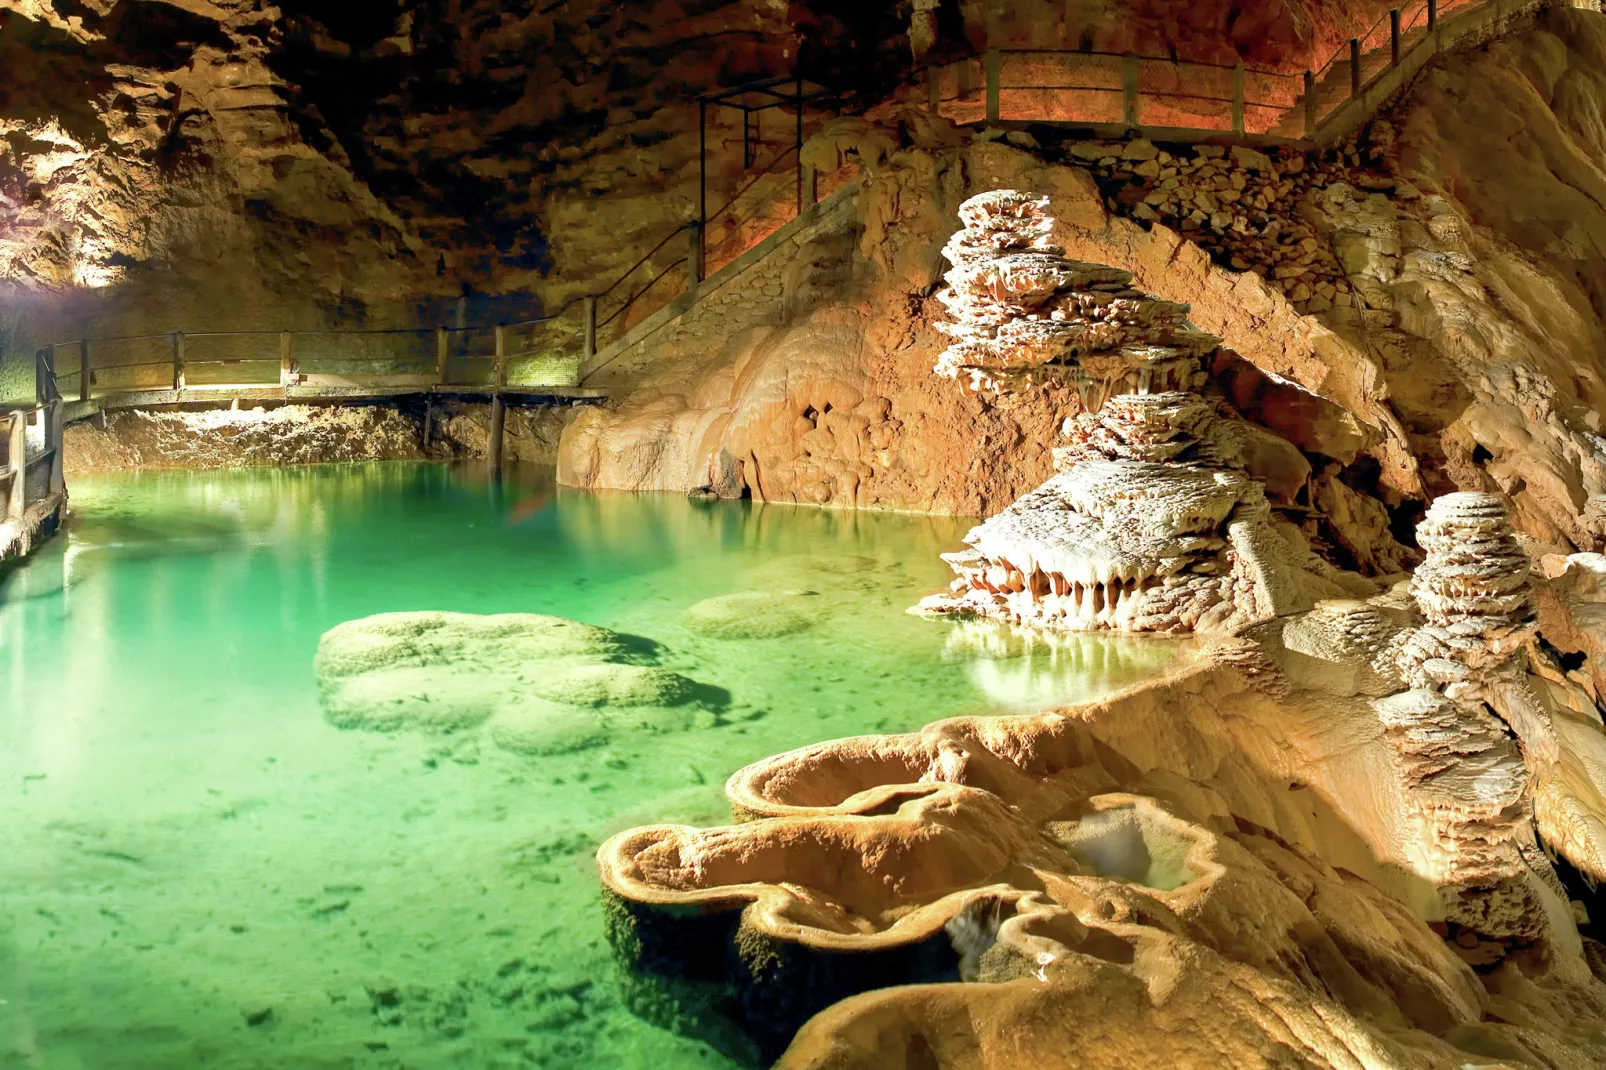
(62, 406, 426, 474)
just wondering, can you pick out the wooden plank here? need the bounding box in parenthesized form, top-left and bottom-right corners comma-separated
(487, 394, 506, 471)
(46, 400, 64, 496)
(985, 49, 1001, 123)
(5, 412, 24, 523)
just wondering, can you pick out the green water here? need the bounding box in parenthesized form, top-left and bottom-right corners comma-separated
(1, 462, 1175, 1070)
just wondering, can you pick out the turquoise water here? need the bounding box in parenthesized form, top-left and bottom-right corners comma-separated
(1, 462, 1174, 1069)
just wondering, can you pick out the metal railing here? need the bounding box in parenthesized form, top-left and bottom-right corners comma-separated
(3, 354, 65, 533)
(924, 0, 1492, 141)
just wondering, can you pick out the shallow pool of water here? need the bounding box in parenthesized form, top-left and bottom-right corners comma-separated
(1, 462, 1176, 1069)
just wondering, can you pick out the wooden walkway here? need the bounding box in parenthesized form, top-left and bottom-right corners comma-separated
(924, 0, 1550, 146)
(85, 383, 608, 412)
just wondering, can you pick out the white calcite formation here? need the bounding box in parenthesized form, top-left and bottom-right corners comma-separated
(1395, 493, 1558, 765)
(933, 190, 1209, 401)
(1257, 493, 1562, 939)
(921, 199, 1366, 635)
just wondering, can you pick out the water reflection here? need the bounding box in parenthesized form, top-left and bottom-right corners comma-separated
(942, 619, 1184, 710)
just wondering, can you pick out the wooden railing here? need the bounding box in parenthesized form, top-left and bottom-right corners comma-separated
(42, 317, 590, 404)
(923, 0, 1496, 142)
(2, 352, 65, 539)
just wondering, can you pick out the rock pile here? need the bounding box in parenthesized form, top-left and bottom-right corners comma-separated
(1066, 138, 1382, 314)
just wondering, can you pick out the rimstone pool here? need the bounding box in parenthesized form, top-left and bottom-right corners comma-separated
(0, 461, 1176, 1069)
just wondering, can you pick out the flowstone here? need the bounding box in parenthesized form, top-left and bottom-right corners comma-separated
(315, 611, 721, 756)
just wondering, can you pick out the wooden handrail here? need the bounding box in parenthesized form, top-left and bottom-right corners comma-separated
(2, 398, 65, 529)
(930, 0, 1502, 141)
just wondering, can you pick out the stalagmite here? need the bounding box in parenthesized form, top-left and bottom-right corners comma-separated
(918, 190, 1369, 634)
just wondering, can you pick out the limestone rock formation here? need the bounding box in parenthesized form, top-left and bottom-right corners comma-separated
(1398, 493, 1542, 709)
(598, 663, 1606, 1067)
(932, 190, 1209, 399)
(917, 191, 1370, 634)
(315, 611, 720, 755)
(681, 591, 821, 640)
(598, 486, 1606, 1061)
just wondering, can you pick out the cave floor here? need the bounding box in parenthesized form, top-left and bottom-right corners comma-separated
(0, 461, 1179, 1070)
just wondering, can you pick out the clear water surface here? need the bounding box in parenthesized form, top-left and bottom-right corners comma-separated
(1, 462, 1176, 1069)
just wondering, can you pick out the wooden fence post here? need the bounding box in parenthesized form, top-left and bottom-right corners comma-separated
(985, 49, 1001, 123)
(46, 400, 64, 497)
(1231, 62, 1245, 135)
(487, 394, 506, 473)
(489, 323, 508, 471)
(1304, 70, 1317, 136)
(583, 296, 598, 359)
(5, 413, 24, 523)
(78, 340, 90, 403)
(1122, 53, 1140, 128)
(279, 331, 296, 388)
(794, 74, 804, 216)
(172, 331, 186, 392)
(1390, 9, 1401, 65)
(804, 164, 818, 206)
(436, 327, 449, 385)
(1349, 38, 1361, 98)
(1428, 0, 1437, 29)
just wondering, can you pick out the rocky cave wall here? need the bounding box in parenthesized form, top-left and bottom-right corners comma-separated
(0, 0, 889, 398)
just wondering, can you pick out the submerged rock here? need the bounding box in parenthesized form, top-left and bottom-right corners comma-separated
(315, 611, 719, 755)
(682, 591, 820, 639)
(487, 703, 610, 756)
(749, 555, 883, 592)
(530, 663, 700, 709)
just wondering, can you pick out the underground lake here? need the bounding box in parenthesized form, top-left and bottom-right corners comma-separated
(0, 460, 1178, 1070)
